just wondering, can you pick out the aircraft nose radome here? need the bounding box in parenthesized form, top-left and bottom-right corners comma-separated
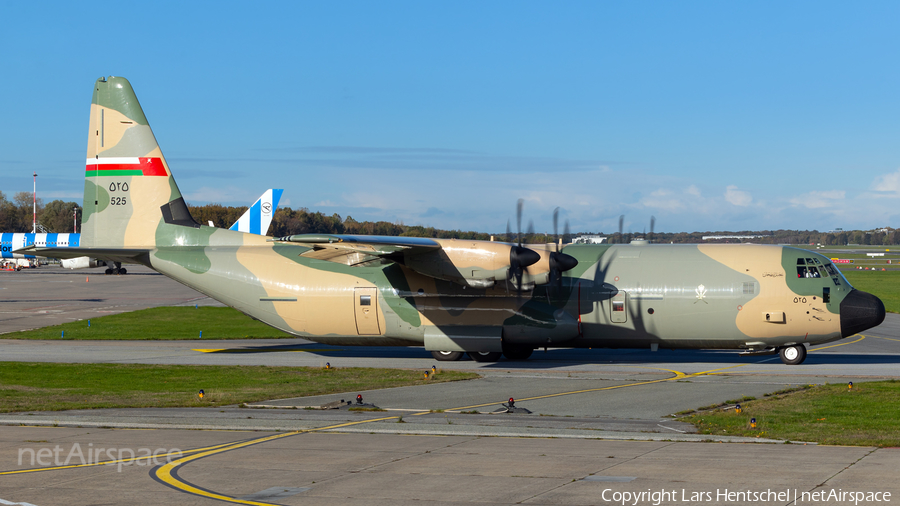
(840, 289, 886, 338)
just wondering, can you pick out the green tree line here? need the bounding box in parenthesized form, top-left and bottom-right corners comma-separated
(0, 191, 80, 233)
(3, 191, 899, 246)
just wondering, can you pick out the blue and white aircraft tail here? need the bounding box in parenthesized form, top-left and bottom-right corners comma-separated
(229, 189, 283, 235)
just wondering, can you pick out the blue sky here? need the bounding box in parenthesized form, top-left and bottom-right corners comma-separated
(2, 2, 900, 234)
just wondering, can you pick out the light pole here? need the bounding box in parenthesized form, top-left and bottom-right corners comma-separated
(32, 172, 37, 234)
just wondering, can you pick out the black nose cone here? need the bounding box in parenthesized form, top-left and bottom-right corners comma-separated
(840, 289, 886, 337)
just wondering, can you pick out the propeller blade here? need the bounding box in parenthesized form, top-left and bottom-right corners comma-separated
(618, 215, 624, 241)
(650, 215, 656, 242)
(516, 199, 524, 247)
(563, 220, 570, 245)
(553, 207, 560, 251)
(506, 219, 512, 244)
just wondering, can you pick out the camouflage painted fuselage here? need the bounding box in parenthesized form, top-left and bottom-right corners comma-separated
(144, 229, 858, 352)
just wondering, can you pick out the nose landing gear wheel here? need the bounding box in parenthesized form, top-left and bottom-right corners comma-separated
(431, 350, 464, 361)
(468, 351, 502, 362)
(779, 344, 807, 365)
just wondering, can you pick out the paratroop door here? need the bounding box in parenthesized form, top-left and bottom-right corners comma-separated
(354, 287, 381, 335)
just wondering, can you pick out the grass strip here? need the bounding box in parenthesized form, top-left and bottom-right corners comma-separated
(2, 307, 292, 340)
(842, 270, 900, 313)
(680, 380, 900, 447)
(0, 362, 479, 412)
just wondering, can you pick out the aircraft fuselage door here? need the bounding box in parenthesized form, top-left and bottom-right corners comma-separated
(354, 287, 381, 335)
(610, 290, 627, 323)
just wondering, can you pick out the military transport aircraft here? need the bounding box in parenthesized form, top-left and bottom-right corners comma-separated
(21, 76, 886, 365)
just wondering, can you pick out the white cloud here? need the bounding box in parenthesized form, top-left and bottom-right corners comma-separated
(724, 185, 752, 206)
(640, 186, 707, 212)
(789, 190, 846, 209)
(871, 169, 900, 196)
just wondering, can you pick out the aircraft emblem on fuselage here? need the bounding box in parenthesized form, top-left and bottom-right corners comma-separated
(695, 284, 708, 304)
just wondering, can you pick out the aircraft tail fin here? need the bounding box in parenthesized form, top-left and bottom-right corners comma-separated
(230, 189, 283, 235)
(81, 76, 195, 249)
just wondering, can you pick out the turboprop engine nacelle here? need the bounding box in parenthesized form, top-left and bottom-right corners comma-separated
(404, 239, 546, 289)
(61, 257, 104, 270)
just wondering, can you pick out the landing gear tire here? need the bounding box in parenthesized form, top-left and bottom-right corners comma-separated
(779, 344, 807, 365)
(105, 268, 113, 275)
(431, 350, 464, 361)
(119, 268, 127, 275)
(468, 351, 502, 362)
(502, 345, 533, 360)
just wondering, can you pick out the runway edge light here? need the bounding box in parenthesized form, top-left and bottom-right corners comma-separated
(199, 389, 205, 400)
(849, 381, 853, 390)
(750, 417, 757, 429)
(735, 404, 742, 414)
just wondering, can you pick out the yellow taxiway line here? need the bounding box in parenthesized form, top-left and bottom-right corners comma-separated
(809, 334, 866, 351)
(152, 415, 406, 505)
(7, 333, 875, 504)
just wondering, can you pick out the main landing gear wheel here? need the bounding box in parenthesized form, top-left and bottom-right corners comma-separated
(502, 345, 534, 360)
(431, 350, 464, 361)
(779, 344, 807, 365)
(468, 351, 503, 362)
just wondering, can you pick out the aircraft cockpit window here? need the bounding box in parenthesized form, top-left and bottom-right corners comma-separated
(797, 266, 821, 278)
(833, 277, 841, 286)
(797, 258, 806, 265)
(805, 258, 820, 265)
(824, 263, 837, 276)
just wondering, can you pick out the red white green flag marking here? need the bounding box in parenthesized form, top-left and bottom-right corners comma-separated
(85, 157, 168, 177)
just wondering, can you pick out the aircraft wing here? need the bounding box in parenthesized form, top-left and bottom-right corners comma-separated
(14, 245, 150, 263)
(274, 234, 441, 265)
(276, 234, 440, 254)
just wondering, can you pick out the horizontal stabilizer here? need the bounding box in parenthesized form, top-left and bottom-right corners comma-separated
(14, 245, 149, 263)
